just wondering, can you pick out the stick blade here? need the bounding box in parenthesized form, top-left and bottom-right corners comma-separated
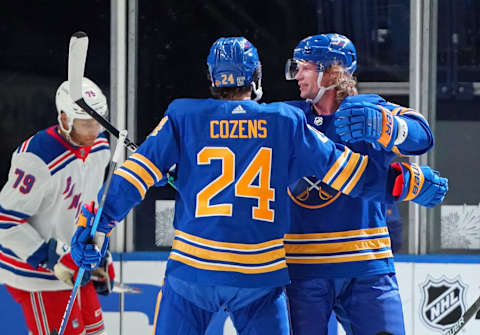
(68, 31, 89, 102)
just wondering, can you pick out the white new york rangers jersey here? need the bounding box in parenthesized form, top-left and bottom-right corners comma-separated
(0, 125, 110, 291)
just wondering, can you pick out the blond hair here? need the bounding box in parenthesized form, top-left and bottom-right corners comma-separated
(327, 64, 358, 105)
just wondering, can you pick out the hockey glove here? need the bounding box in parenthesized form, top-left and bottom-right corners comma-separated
(26, 238, 91, 287)
(391, 162, 448, 208)
(91, 251, 115, 296)
(78, 200, 117, 236)
(71, 202, 105, 270)
(335, 102, 406, 151)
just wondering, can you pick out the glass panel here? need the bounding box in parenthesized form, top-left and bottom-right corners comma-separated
(429, 0, 480, 254)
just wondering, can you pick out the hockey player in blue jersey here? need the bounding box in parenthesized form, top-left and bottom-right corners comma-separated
(70, 37, 447, 335)
(283, 33, 441, 335)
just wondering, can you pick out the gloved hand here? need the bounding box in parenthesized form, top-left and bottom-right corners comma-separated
(77, 199, 117, 236)
(27, 238, 91, 287)
(391, 162, 448, 208)
(71, 202, 106, 270)
(91, 251, 115, 296)
(335, 102, 405, 151)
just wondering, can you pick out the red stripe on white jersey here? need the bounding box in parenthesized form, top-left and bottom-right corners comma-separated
(20, 136, 33, 153)
(0, 251, 52, 273)
(48, 151, 76, 170)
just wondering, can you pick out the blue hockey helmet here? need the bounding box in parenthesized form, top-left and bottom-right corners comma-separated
(285, 33, 357, 80)
(207, 37, 261, 88)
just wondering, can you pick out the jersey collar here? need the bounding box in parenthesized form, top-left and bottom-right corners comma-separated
(46, 126, 92, 161)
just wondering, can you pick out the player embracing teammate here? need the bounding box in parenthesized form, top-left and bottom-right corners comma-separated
(69, 36, 447, 335)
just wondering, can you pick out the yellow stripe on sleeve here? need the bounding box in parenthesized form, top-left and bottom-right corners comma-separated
(114, 169, 146, 199)
(123, 160, 155, 188)
(342, 155, 368, 195)
(392, 146, 409, 157)
(322, 148, 349, 184)
(330, 152, 360, 191)
(390, 107, 402, 116)
(131, 153, 163, 181)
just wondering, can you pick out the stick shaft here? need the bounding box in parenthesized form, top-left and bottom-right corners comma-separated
(445, 295, 480, 335)
(56, 131, 127, 335)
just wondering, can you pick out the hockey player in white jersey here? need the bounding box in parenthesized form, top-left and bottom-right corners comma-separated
(0, 78, 113, 335)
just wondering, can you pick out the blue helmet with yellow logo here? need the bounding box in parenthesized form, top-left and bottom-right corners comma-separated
(207, 37, 262, 100)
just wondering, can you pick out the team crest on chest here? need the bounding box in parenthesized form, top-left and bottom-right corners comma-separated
(62, 176, 82, 215)
(287, 176, 340, 209)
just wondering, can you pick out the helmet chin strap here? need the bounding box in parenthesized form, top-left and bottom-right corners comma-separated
(57, 114, 84, 147)
(251, 80, 263, 101)
(306, 72, 336, 104)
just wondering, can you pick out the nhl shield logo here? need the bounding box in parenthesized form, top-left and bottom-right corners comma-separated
(420, 276, 467, 332)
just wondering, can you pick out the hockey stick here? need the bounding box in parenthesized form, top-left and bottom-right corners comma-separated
(68, 32, 137, 151)
(68, 31, 177, 189)
(444, 295, 480, 335)
(52, 130, 128, 335)
(68, 31, 177, 190)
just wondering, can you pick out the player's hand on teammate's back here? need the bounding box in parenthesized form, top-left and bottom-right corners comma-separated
(334, 101, 399, 151)
(91, 251, 115, 296)
(391, 162, 448, 208)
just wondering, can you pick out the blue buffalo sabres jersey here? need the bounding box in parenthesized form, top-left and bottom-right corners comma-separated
(283, 94, 433, 279)
(101, 98, 395, 288)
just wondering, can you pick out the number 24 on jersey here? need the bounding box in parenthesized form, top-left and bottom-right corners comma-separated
(195, 146, 275, 222)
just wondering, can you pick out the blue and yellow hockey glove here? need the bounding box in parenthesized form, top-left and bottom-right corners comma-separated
(71, 202, 105, 270)
(334, 102, 405, 151)
(391, 162, 448, 208)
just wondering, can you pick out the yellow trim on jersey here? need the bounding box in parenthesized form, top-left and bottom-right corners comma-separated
(114, 169, 146, 198)
(392, 146, 408, 157)
(287, 187, 341, 209)
(169, 252, 287, 274)
(174, 230, 283, 251)
(342, 155, 368, 195)
(391, 107, 402, 115)
(284, 227, 389, 240)
(123, 160, 155, 188)
(284, 237, 391, 254)
(377, 106, 395, 148)
(130, 153, 163, 181)
(402, 162, 425, 201)
(286, 250, 393, 264)
(330, 152, 360, 191)
(172, 240, 286, 265)
(152, 288, 163, 335)
(322, 149, 349, 184)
